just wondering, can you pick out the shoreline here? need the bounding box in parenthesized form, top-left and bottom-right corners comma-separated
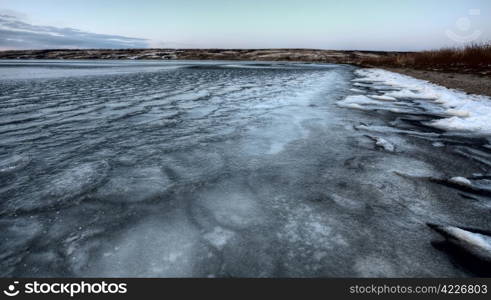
(0, 48, 405, 63)
(385, 68, 491, 97)
(1, 48, 489, 97)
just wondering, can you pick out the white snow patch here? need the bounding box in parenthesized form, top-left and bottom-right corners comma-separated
(353, 69, 491, 135)
(386, 89, 439, 100)
(446, 109, 470, 118)
(371, 136, 395, 152)
(337, 95, 383, 110)
(369, 95, 396, 101)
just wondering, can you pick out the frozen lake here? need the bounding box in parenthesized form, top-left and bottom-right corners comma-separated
(0, 60, 490, 277)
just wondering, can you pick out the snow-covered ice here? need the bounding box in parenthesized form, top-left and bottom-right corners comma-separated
(348, 69, 491, 135)
(337, 95, 384, 110)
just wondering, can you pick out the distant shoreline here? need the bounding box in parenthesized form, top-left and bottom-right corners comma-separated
(1, 48, 489, 97)
(0, 48, 404, 63)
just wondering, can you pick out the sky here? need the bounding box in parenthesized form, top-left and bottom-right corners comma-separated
(0, 0, 490, 51)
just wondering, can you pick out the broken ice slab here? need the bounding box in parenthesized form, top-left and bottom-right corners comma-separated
(428, 223, 491, 264)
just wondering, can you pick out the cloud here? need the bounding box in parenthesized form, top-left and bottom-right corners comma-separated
(0, 13, 149, 50)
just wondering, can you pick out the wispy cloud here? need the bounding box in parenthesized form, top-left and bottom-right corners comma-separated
(0, 13, 149, 50)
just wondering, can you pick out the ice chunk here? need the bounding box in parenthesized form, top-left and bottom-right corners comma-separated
(338, 94, 418, 114)
(446, 109, 470, 118)
(369, 95, 396, 101)
(428, 224, 491, 263)
(430, 116, 491, 135)
(367, 136, 395, 152)
(337, 95, 383, 110)
(355, 124, 440, 138)
(353, 82, 372, 88)
(449, 176, 472, 187)
(386, 89, 439, 100)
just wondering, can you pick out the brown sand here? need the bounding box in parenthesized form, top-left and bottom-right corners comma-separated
(387, 68, 491, 97)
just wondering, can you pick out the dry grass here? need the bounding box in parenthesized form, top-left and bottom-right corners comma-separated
(359, 43, 491, 74)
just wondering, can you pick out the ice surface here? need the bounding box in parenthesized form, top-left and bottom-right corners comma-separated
(0, 217, 42, 276)
(94, 167, 170, 203)
(84, 215, 212, 277)
(195, 187, 264, 230)
(167, 90, 211, 102)
(1, 60, 488, 277)
(0, 154, 30, 173)
(354, 256, 396, 277)
(203, 227, 236, 250)
(42, 162, 109, 201)
(3, 161, 110, 212)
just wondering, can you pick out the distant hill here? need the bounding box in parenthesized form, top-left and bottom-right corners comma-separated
(0, 48, 404, 64)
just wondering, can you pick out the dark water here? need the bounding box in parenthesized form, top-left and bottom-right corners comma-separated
(0, 60, 489, 277)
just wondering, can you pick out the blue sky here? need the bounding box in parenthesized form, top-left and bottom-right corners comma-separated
(0, 0, 490, 50)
